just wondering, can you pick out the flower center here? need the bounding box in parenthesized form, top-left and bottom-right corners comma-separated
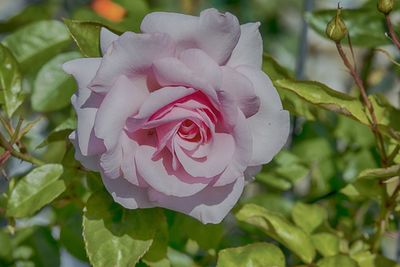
(178, 119, 201, 142)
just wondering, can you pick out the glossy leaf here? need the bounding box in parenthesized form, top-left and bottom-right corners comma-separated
(357, 165, 400, 180)
(217, 243, 285, 267)
(311, 233, 340, 257)
(64, 19, 115, 57)
(291, 202, 327, 234)
(32, 52, 81, 112)
(351, 251, 399, 267)
(83, 191, 162, 267)
(263, 54, 318, 120)
(317, 255, 359, 267)
(0, 44, 24, 117)
(2, 20, 71, 73)
(6, 164, 65, 218)
(38, 116, 77, 148)
(275, 79, 367, 123)
(236, 204, 315, 264)
(0, 4, 53, 32)
(143, 209, 169, 265)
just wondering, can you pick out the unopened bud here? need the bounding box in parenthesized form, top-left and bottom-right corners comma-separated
(377, 0, 394, 14)
(325, 7, 348, 42)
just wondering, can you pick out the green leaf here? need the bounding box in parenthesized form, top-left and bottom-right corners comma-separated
(217, 243, 285, 267)
(169, 213, 223, 250)
(370, 94, 400, 141)
(143, 210, 169, 264)
(24, 227, 60, 267)
(275, 79, 367, 123)
(317, 255, 359, 267)
(6, 164, 65, 218)
(0, 230, 12, 261)
(64, 19, 115, 57)
(0, 4, 53, 32)
(291, 202, 327, 234)
(256, 172, 292, 191)
(83, 191, 162, 267)
(2, 20, 71, 73)
(306, 8, 393, 47)
(341, 179, 384, 201)
(32, 52, 81, 112)
(58, 204, 87, 261)
(263, 54, 318, 120)
(351, 251, 400, 267)
(236, 204, 315, 264)
(334, 116, 375, 148)
(38, 116, 77, 148)
(311, 233, 340, 257)
(357, 165, 400, 180)
(0, 44, 24, 117)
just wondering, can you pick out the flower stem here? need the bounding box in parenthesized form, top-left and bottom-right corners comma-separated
(371, 181, 400, 252)
(335, 42, 387, 165)
(385, 15, 400, 50)
(0, 132, 44, 166)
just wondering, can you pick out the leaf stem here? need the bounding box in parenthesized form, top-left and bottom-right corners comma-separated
(335, 42, 388, 165)
(371, 180, 400, 252)
(385, 15, 400, 50)
(0, 132, 44, 166)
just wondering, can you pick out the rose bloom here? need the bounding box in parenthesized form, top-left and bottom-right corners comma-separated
(64, 8, 289, 224)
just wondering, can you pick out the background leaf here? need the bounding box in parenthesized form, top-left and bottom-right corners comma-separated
(2, 20, 71, 73)
(32, 51, 81, 112)
(6, 164, 65, 218)
(217, 243, 285, 267)
(83, 190, 163, 267)
(236, 204, 316, 264)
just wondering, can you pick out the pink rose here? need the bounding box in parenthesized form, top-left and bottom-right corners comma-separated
(63, 8, 289, 224)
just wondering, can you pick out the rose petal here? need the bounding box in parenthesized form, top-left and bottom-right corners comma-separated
(214, 109, 252, 186)
(135, 145, 209, 197)
(69, 132, 100, 171)
(94, 75, 148, 150)
(152, 57, 218, 103)
(102, 175, 155, 209)
(65, 58, 106, 156)
(63, 58, 102, 89)
(148, 176, 245, 224)
(100, 27, 119, 55)
(175, 133, 234, 178)
(236, 66, 290, 165)
(89, 32, 175, 93)
(220, 66, 260, 118)
(135, 86, 196, 120)
(227, 23, 263, 68)
(141, 8, 240, 64)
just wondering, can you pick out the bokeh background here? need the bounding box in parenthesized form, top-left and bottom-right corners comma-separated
(0, 0, 399, 266)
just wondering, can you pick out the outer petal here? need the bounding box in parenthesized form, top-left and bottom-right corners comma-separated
(237, 66, 290, 165)
(227, 23, 263, 68)
(135, 145, 209, 197)
(89, 32, 175, 93)
(100, 27, 119, 55)
(63, 58, 102, 89)
(102, 175, 155, 209)
(141, 8, 240, 64)
(64, 58, 106, 156)
(94, 75, 148, 150)
(69, 132, 100, 171)
(148, 176, 245, 224)
(220, 66, 260, 118)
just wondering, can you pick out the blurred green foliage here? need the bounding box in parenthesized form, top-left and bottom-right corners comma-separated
(0, 0, 400, 266)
